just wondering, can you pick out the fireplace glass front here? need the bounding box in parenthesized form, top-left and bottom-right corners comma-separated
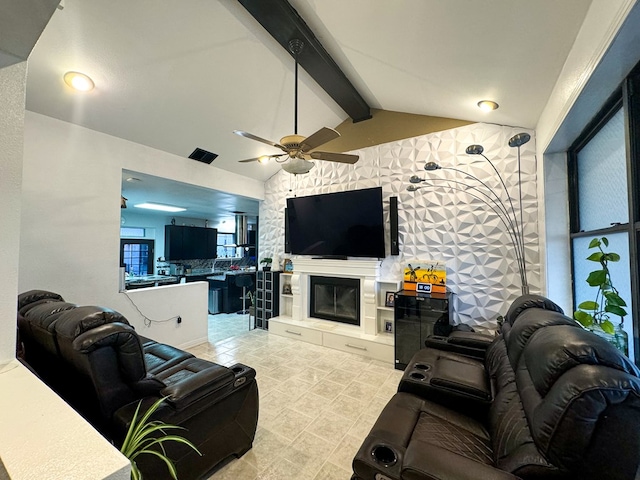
(310, 276, 360, 326)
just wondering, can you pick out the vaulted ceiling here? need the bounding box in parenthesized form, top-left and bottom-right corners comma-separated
(26, 0, 592, 185)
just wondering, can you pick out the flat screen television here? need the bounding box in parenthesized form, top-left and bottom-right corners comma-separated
(286, 187, 385, 258)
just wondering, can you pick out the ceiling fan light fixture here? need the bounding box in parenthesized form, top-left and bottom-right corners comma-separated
(258, 155, 270, 164)
(477, 100, 499, 111)
(63, 71, 95, 91)
(281, 158, 315, 175)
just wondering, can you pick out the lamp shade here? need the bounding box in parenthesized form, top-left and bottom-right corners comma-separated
(466, 145, 484, 155)
(424, 162, 441, 171)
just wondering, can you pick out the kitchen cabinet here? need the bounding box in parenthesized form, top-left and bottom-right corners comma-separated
(394, 290, 451, 370)
(165, 225, 217, 261)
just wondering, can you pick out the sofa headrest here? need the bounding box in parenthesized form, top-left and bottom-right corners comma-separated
(17, 290, 64, 312)
(504, 294, 564, 326)
(525, 325, 639, 397)
(55, 306, 130, 340)
(22, 301, 78, 331)
(507, 310, 579, 369)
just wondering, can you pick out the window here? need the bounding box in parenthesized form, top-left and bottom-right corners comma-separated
(568, 60, 640, 364)
(216, 233, 237, 258)
(120, 227, 145, 237)
(120, 239, 154, 276)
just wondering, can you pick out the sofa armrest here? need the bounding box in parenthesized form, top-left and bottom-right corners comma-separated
(404, 439, 521, 480)
(154, 359, 256, 411)
(155, 358, 234, 410)
(425, 331, 495, 359)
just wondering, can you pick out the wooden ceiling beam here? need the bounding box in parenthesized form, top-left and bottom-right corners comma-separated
(237, 0, 372, 123)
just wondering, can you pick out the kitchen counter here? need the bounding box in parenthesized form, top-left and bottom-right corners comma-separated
(125, 274, 179, 289)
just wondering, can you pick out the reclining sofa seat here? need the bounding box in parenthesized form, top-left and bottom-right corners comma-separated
(16, 290, 258, 480)
(353, 298, 640, 480)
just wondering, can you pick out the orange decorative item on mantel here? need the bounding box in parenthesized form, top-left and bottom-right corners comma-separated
(403, 260, 446, 294)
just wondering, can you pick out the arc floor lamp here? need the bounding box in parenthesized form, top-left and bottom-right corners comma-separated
(407, 133, 531, 295)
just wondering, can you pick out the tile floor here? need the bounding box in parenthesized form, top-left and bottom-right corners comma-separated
(207, 312, 252, 344)
(186, 320, 404, 480)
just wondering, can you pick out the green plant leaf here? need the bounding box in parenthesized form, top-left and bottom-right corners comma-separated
(586, 270, 607, 287)
(586, 252, 603, 262)
(601, 319, 615, 334)
(604, 252, 621, 262)
(577, 301, 599, 310)
(605, 304, 627, 317)
(602, 237, 609, 247)
(588, 238, 601, 249)
(604, 291, 627, 306)
(574, 310, 594, 327)
(133, 449, 178, 480)
(130, 461, 141, 480)
(120, 397, 200, 480)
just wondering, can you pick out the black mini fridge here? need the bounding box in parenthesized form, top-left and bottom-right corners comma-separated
(394, 290, 452, 370)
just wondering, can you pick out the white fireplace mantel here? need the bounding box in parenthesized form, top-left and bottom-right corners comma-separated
(291, 258, 381, 278)
(270, 257, 394, 363)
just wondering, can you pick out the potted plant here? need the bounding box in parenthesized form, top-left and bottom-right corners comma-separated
(573, 237, 628, 355)
(260, 257, 272, 271)
(120, 397, 201, 480)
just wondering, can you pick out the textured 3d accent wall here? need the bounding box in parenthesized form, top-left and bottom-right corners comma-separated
(260, 122, 539, 331)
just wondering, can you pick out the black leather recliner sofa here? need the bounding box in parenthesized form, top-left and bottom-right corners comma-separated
(352, 295, 640, 480)
(17, 290, 258, 480)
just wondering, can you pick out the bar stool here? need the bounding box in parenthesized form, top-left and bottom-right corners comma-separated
(235, 274, 254, 315)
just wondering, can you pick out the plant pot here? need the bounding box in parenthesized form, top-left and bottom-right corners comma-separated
(262, 266, 271, 271)
(587, 323, 629, 356)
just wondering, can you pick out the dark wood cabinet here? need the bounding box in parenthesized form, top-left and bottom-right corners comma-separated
(394, 290, 451, 370)
(255, 270, 279, 329)
(165, 225, 217, 261)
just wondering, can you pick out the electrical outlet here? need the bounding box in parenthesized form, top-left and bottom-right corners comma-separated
(177, 316, 182, 324)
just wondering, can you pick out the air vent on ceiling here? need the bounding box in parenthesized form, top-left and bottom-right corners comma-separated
(188, 148, 218, 164)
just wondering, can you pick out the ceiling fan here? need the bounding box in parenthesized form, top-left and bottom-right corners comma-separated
(234, 39, 359, 175)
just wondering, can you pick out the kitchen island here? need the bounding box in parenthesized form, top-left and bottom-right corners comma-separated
(206, 271, 255, 314)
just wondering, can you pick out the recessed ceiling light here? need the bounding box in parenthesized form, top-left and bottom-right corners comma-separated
(477, 100, 499, 111)
(63, 71, 95, 92)
(134, 203, 186, 213)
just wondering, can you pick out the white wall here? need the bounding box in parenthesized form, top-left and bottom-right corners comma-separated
(19, 112, 264, 347)
(260, 122, 539, 331)
(0, 61, 26, 364)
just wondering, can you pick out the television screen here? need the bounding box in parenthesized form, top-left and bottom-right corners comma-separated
(286, 187, 385, 258)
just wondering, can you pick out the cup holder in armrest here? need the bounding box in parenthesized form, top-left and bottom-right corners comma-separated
(371, 445, 398, 467)
(231, 366, 244, 374)
(409, 372, 426, 381)
(414, 363, 431, 371)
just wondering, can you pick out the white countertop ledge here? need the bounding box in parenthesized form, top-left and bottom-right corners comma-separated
(0, 360, 130, 480)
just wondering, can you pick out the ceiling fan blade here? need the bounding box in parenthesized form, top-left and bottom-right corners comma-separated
(238, 153, 287, 164)
(309, 151, 359, 164)
(299, 127, 340, 152)
(233, 130, 287, 151)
